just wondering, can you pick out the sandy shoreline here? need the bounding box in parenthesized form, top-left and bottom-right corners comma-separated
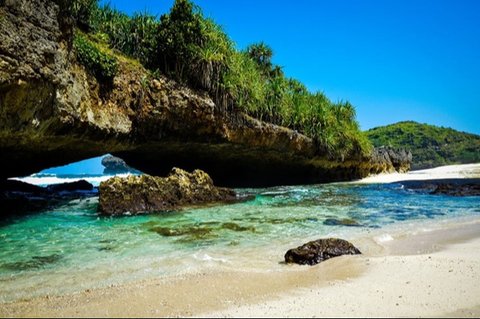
(1, 164, 480, 318)
(202, 219, 480, 318)
(355, 163, 480, 184)
(1, 218, 479, 318)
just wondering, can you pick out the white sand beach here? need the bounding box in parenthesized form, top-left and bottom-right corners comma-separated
(202, 220, 480, 318)
(355, 163, 480, 184)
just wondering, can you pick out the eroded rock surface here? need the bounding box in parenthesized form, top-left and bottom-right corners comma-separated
(98, 168, 236, 215)
(370, 147, 412, 173)
(285, 238, 361, 266)
(101, 155, 140, 175)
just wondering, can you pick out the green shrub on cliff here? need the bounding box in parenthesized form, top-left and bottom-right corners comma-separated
(70, 0, 372, 159)
(73, 34, 118, 82)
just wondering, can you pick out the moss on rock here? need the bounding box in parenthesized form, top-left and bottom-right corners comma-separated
(98, 168, 236, 215)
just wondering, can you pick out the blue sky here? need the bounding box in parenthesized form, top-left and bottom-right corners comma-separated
(101, 0, 480, 135)
(42, 156, 107, 175)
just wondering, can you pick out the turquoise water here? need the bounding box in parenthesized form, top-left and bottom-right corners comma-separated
(1, 180, 479, 302)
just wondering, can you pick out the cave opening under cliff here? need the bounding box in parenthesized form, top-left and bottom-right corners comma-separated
(6, 154, 143, 187)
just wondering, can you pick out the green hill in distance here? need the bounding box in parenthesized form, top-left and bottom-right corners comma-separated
(365, 121, 480, 170)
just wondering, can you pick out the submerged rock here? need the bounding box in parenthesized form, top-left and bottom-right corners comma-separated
(1, 254, 62, 271)
(221, 222, 256, 232)
(149, 225, 214, 239)
(323, 218, 362, 227)
(98, 168, 236, 215)
(285, 238, 361, 266)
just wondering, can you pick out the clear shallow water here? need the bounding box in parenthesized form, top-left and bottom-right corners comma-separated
(1, 179, 479, 302)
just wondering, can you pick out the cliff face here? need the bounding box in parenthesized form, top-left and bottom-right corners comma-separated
(0, 0, 410, 186)
(0, 0, 130, 177)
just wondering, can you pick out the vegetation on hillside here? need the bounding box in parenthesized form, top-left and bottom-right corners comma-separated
(366, 121, 480, 169)
(68, 0, 372, 160)
(73, 33, 118, 82)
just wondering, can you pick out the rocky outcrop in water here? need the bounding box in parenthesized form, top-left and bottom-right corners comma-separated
(0, 0, 407, 187)
(101, 155, 140, 175)
(431, 182, 480, 196)
(397, 179, 480, 196)
(46, 179, 93, 192)
(0, 179, 96, 216)
(98, 168, 236, 215)
(285, 238, 361, 265)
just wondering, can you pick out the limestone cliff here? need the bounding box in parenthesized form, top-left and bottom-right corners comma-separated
(0, 0, 410, 187)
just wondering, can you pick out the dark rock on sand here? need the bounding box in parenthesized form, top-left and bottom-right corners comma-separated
(285, 238, 361, 266)
(98, 168, 236, 215)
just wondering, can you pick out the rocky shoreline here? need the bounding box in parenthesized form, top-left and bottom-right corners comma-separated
(3, 168, 479, 219)
(0, 179, 97, 216)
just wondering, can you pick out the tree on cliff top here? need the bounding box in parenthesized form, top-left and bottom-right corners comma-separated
(69, 0, 372, 160)
(156, 0, 204, 81)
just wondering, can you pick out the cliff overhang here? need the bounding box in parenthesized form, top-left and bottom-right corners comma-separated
(0, 0, 411, 187)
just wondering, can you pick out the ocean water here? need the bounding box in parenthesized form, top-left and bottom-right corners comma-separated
(1, 175, 479, 302)
(10, 172, 135, 187)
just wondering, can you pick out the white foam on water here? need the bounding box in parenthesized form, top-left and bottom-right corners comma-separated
(374, 234, 394, 243)
(192, 253, 228, 263)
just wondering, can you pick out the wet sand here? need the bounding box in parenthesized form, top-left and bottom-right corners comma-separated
(201, 220, 480, 318)
(1, 219, 480, 318)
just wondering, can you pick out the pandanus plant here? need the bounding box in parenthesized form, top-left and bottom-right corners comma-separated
(69, 0, 373, 160)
